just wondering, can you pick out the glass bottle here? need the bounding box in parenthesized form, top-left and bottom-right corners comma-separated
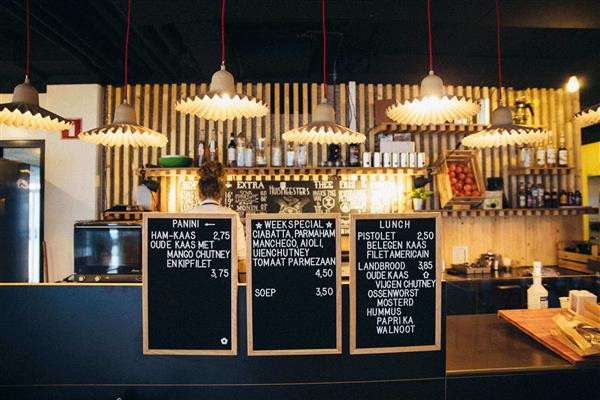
(559, 190, 568, 207)
(297, 143, 307, 167)
(537, 182, 544, 208)
(227, 134, 236, 167)
(574, 190, 582, 206)
(208, 138, 217, 162)
(245, 143, 255, 167)
(285, 142, 295, 167)
(544, 189, 551, 208)
(558, 133, 568, 167)
(530, 184, 538, 208)
(197, 141, 206, 166)
(536, 142, 546, 167)
(348, 144, 360, 167)
(518, 181, 527, 208)
(520, 145, 532, 168)
(236, 134, 246, 167)
(256, 137, 267, 167)
(271, 139, 282, 167)
(546, 136, 557, 166)
(551, 190, 558, 208)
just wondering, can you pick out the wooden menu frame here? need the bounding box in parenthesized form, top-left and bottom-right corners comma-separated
(246, 213, 342, 356)
(142, 212, 238, 356)
(349, 212, 442, 355)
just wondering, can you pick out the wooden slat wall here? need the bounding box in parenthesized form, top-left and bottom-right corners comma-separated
(101, 82, 583, 265)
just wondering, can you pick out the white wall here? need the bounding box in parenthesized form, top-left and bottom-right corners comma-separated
(1, 84, 102, 281)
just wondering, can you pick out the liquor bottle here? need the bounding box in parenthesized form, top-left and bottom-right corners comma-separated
(348, 143, 360, 167)
(518, 181, 527, 208)
(536, 142, 546, 167)
(256, 137, 267, 166)
(567, 191, 574, 206)
(197, 141, 206, 166)
(271, 139, 282, 167)
(537, 183, 544, 208)
(526, 185, 534, 208)
(551, 190, 558, 208)
(530, 184, 537, 208)
(520, 145, 532, 168)
(227, 134, 236, 167)
(559, 190, 568, 207)
(546, 136, 557, 166)
(574, 190, 582, 206)
(236, 134, 246, 167)
(558, 133, 568, 167)
(544, 189, 551, 208)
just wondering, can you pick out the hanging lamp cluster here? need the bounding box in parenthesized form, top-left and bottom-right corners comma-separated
(462, 0, 548, 149)
(282, 0, 365, 145)
(572, 104, 600, 127)
(79, 0, 167, 148)
(0, 0, 72, 131)
(385, 0, 480, 125)
(176, 0, 269, 121)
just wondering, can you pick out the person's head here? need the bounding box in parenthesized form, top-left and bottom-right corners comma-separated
(198, 161, 226, 201)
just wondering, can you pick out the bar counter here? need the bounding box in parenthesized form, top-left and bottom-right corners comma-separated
(0, 283, 598, 400)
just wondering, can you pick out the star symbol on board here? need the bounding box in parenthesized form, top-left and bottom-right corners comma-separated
(423, 271, 429, 278)
(221, 337, 229, 345)
(326, 221, 333, 228)
(255, 222, 262, 229)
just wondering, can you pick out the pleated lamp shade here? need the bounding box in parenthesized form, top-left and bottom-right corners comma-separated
(282, 102, 366, 145)
(79, 101, 168, 147)
(176, 65, 269, 121)
(462, 106, 548, 148)
(0, 77, 72, 131)
(386, 71, 480, 125)
(573, 104, 600, 128)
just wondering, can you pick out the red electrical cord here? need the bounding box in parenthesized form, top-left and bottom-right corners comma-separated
(124, 0, 131, 100)
(25, 0, 30, 77)
(322, 0, 327, 97)
(221, 0, 226, 65)
(496, 0, 503, 101)
(427, 0, 433, 72)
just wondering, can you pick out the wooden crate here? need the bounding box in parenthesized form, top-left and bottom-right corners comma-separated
(557, 241, 598, 273)
(435, 150, 485, 209)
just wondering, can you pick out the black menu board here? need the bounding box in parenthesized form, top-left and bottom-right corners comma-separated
(142, 213, 237, 355)
(350, 213, 441, 354)
(246, 214, 342, 355)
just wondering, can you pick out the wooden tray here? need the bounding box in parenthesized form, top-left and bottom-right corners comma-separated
(498, 308, 600, 366)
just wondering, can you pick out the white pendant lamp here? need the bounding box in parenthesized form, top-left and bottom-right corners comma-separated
(0, 0, 72, 131)
(386, 0, 479, 125)
(281, 0, 365, 145)
(573, 104, 600, 127)
(79, 0, 167, 148)
(462, 0, 547, 149)
(176, 0, 269, 121)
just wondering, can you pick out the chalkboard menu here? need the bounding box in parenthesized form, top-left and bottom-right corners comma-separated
(247, 214, 342, 355)
(142, 213, 237, 355)
(350, 213, 441, 354)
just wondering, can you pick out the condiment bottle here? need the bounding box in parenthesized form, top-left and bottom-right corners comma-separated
(527, 261, 548, 309)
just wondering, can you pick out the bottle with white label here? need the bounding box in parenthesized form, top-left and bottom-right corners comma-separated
(527, 261, 548, 309)
(245, 144, 255, 167)
(236, 134, 246, 167)
(297, 143, 307, 166)
(271, 139, 282, 167)
(227, 134, 236, 167)
(285, 142, 295, 167)
(546, 137, 557, 166)
(558, 133, 568, 167)
(535, 142, 546, 167)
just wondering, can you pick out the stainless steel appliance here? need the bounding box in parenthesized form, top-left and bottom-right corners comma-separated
(74, 220, 141, 282)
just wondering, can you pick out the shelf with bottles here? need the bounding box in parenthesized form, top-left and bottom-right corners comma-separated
(419, 206, 598, 218)
(371, 122, 488, 136)
(140, 166, 428, 178)
(507, 166, 574, 175)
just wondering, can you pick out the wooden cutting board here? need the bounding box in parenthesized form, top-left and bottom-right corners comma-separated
(498, 308, 600, 366)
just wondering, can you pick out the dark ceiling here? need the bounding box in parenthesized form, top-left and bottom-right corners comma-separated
(2, 0, 600, 109)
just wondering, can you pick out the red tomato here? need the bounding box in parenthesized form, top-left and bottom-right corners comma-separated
(455, 166, 463, 174)
(449, 164, 456, 171)
(462, 165, 470, 173)
(463, 184, 472, 192)
(472, 190, 481, 196)
(458, 173, 466, 180)
(450, 177, 457, 184)
(463, 191, 472, 197)
(448, 171, 456, 178)
(465, 177, 473, 184)
(455, 182, 463, 190)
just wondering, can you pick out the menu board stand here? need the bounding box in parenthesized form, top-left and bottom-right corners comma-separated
(350, 213, 441, 354)
(143, 213, 237, 355)
(246, 214, 342, 356)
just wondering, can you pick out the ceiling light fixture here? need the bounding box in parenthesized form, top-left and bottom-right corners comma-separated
(79, 0, 167, 147)
(281, 0, 365, 145)
(0, 0, 72, 131)
(573, 104, 600, 128)
(462, 0, 548, 149)
(385, 0, 480, 126)
(176, 0, 269, 121)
